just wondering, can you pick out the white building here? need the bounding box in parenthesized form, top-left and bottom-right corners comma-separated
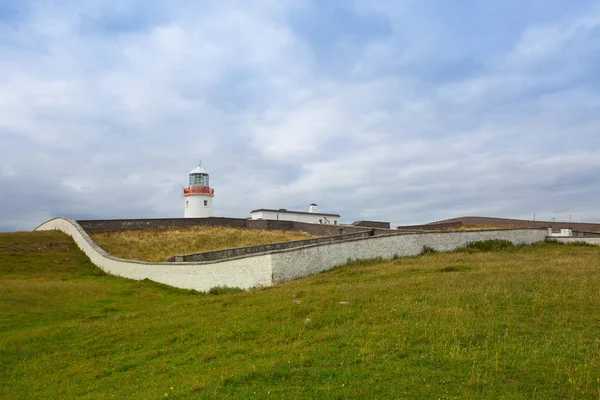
(547, 228, 573, 237)
(183, 163, 214, 218)
(250, 204, 341, 225)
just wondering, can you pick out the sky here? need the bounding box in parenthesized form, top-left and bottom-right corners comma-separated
(1, 0, 600, 231)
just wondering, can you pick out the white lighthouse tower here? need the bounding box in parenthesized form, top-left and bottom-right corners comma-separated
(183, 163, 214, 218)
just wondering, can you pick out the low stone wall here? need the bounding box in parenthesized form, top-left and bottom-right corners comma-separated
(573, 231, 600, 237)
(549, 237, 600, 245)
(246, 219, 367, 236)
(168, 231, 375, 262)
(271, 229, 548, 283)
(286, 221, 373, 236)
(36, 217, 549, 292)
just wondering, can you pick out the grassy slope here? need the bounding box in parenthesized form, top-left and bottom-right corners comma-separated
(90, 227, 316, 262)
(1, 232, 599, 399)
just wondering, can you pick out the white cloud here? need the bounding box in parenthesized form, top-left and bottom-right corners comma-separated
(511, 7, 600, 64)
(1, 1, 600, 231)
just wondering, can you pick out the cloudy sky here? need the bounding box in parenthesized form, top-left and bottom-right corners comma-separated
(1, 0, 600, 231)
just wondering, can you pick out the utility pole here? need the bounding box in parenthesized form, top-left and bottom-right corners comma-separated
(533, 213, 535, 221)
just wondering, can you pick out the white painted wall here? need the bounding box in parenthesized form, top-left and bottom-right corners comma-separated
(547, 228, 573, 237)
(250, 210, 339, 225)
(184, 195, 213, 218)
(270, 229, 549, 283)
(35, 218, 548, 292)
(35, 218, 270, 291)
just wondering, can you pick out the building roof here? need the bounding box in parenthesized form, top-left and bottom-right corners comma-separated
(189, 164, 208, 174)
(250, 208, 341, 217)
(351, 220, 391, 229)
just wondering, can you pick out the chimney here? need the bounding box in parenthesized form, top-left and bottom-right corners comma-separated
(309, 203, 318, 213)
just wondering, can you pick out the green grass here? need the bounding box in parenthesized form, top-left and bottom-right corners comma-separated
(89, 226, 317, 262)
(1, 231, 600, 399)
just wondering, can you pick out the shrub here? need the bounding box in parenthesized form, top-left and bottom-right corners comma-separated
(420, 245, 438, 255)
(207, 286, 245, 295)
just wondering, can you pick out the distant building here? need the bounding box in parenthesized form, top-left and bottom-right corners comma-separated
(183, 163, 214, 218)
(250, 204, 341, 225)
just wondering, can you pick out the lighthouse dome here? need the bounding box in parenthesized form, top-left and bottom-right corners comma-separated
(189, 164, 208, 174)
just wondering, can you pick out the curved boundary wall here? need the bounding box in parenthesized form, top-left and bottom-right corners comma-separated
(35, 218, 273, 291)
(36, 217, 549, 292)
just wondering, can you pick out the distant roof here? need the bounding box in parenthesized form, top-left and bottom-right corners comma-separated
(189, 164, 208, 174)
(351, 220, 391, 229)
(250, 208, 341, 217)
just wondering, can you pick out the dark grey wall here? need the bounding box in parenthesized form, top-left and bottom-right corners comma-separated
(77, 217, 248, 232)
(352, 221, 391, 229)
(76, 217, 390, 236)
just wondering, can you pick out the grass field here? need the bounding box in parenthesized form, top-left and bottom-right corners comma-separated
(89, 226, 316, 261)
(1, 231, 599, 399)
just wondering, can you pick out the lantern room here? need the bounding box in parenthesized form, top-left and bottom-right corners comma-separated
(189, 164, 210, 187)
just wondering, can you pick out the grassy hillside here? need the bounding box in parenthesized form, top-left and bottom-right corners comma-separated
(90, 226, 316, 261)
(1, 231, 599, 399)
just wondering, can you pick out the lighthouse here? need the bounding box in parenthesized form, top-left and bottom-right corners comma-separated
(183, 163, 214, 218)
